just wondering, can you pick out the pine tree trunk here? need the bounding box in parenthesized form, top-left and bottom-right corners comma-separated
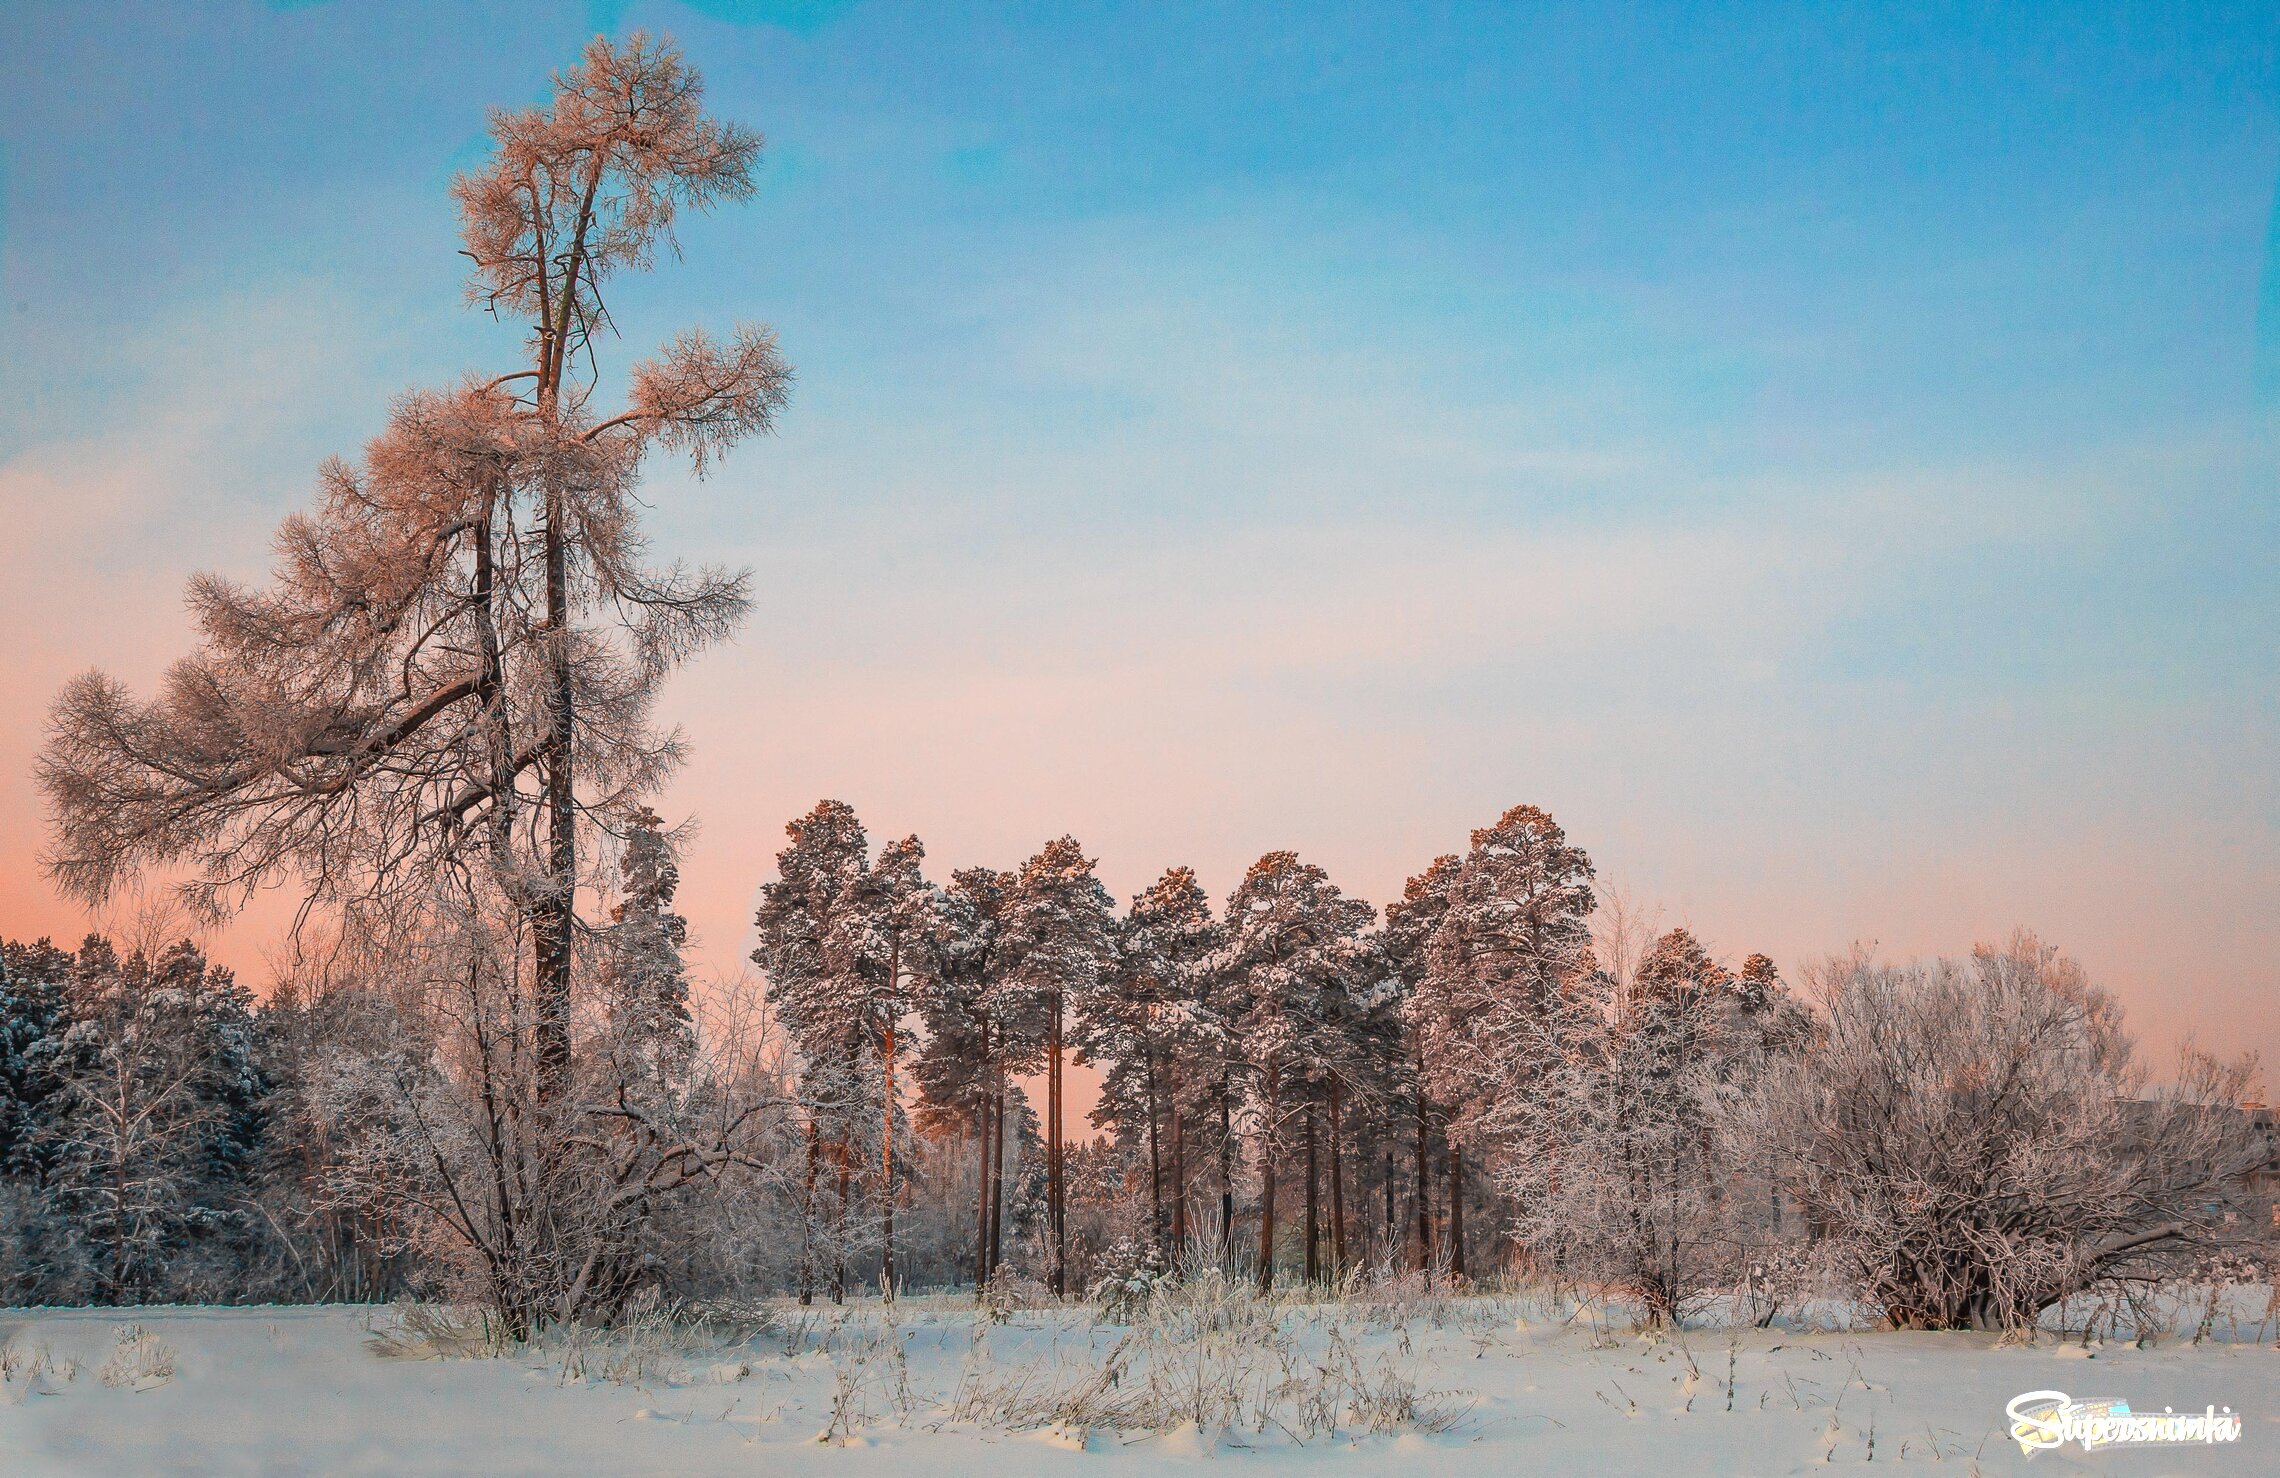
(1448, 1141, 1466, 1282)
(1257, 1063, 1279, 1292)
(1171, 1106, 1187, 1251)
(1415, 1083, 1435, 1278)
(1145, 1049, 1163, 1252)
(1049, 989, 1064, 1297)
(974, 1024, 992, 1290)
(1218, 1078, 1235, 1262)
(988, 1085, 1006, 1276)
(881, 1013, 896, 1303)
(1304, 1103, 1319, 1284)
(1329, 1078, 1346, 1280)
(1382, 1148, 1394, 1265)
(800, 1118, 819, 1306)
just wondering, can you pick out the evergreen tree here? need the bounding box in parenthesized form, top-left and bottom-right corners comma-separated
(1307, 931, 1404, 1280)
(1083, 866, 1225, 1256)
(602, 806, 695, 1076)
(1422, 804, 1596, 1130)
(998, 837, 1116, 1296)
(0, 938, 73, 1182)
(908, 865, 1024, 1286)
(1211, 851, 1375, 1290)
(1408, 804, 1597, 1277)
(751, 800, 875, 1304)
(847, 833, 929, 1298)
(45, 936, 268, 1302)
(1382, 855, 1459, 1271)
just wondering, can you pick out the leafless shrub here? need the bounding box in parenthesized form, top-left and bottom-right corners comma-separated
(1742, 933, 2267, 1331)
(816, 1320, 918, 1442)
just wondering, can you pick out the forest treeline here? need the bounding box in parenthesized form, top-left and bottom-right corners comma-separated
(7, 35, 2266, 1335)
(2, 796, 2267, 1334)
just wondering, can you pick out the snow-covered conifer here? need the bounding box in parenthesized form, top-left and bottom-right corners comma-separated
(601, 806, 695, 1075)
(751, 800, 876, 1303)
(1084, 867, 1226, 1254)
(908, 866, 1025, 1284)
(1211, 851, 1376, 1289)
(0, 939, 72, 1183)
(998, 837, 1116, 1295)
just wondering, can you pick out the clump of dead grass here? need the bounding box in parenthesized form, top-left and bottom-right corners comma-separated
(97, 1324, 175, 1389)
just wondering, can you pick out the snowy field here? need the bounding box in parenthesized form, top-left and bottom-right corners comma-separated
(3, 1295, 2276, 1476)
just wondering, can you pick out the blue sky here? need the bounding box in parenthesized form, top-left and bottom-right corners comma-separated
(1, 1, 2275, 1073)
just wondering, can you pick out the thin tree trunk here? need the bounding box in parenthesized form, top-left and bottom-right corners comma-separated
(535, 487, 574, 1101)
(512, 194, 596, 1110)
(1257, 1064, 1279, 1292)
(1218, 1078, 1235, 1262)
(974, 1025, 992, 1290)
(799, 1118, 819, 1305)
(833, 1136, 850, 1305)
(988, 1084, 1006, 1276)
(1304, 1103, 1319, 1284)
(972, 1105, 991, 1289)
(1329, 1078, 1346, 1280)
(1448, 1141, 1466, 1283)
(1049, 989, 1065, 1297)
(1415, 1083, 1435, 1277)
(1171, 1105, 1187, 1251)
(881, 1013, 896, 1303)
(1145, 1049, 1163, 1252)
(1382, 1148, 1394, 1265)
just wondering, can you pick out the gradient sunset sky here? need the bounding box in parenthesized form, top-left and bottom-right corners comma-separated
(2, 2, 2275, 1088)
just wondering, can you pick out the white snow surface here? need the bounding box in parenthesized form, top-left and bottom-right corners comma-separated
(2, 1297, 2276, 1476)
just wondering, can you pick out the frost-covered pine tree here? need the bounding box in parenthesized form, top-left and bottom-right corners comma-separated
(1307, 931, 1404, 1280)
(0, 939, 77, 1300)
(0, 939, 72, 1182)
(997, 837, 1116, 1296)
(908, 865, 1025, 1285)
(1382, 855, 1458, 1271)
(1083, 866, 1226, 1255)
(1408, 804, 1597, 1278)
(751, 800, 876, 1304)
(1210, 851, 1375, 1290)
(1421, 805, 1596, 1131)
(602, 806, 695, 1078)
(754, 809, 937, 1302)
(846, 833, 929, 1298)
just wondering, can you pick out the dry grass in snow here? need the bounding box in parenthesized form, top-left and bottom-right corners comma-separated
(4, 1283, 2280, 1473)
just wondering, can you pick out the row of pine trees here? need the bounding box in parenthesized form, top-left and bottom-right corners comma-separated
(748, 798, 1793, 1303)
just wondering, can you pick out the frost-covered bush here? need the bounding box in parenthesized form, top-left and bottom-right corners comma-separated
(1087, 1236, 1171, 1323)
(1744, 933, 2264, 1331)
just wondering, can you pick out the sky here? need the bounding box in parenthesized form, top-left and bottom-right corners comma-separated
(1, 1, 2276, 1100)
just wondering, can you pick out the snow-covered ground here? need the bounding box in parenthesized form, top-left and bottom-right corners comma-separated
(3, 1296, 2275, 1475)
